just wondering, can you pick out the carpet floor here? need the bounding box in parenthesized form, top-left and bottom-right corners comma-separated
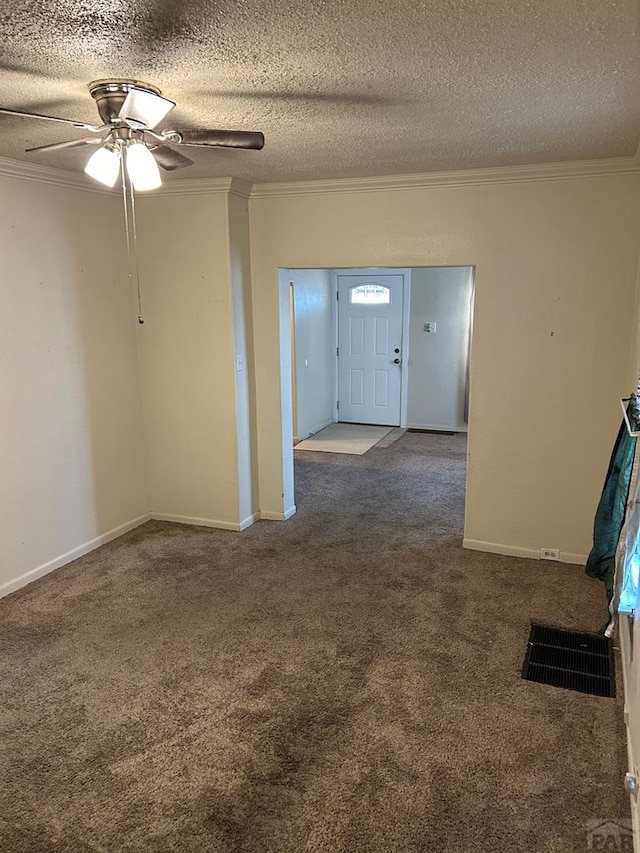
(0, 432, 628, 852)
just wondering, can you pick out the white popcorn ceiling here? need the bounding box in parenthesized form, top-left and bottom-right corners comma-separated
(0, 0, 638, 182)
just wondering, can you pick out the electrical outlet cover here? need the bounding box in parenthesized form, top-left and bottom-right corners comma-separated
(540, 548, 560, 561)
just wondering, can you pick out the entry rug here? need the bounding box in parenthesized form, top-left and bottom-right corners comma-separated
(295, 423, 393, 455)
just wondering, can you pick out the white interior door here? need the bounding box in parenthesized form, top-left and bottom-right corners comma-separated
(337, 273, 405, 425)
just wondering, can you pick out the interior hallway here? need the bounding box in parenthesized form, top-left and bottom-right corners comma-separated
(0, 432, 628, 852)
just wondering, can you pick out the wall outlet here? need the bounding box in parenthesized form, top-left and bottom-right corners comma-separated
(540, 548, 560, 561)
(424, 322, 437, 333)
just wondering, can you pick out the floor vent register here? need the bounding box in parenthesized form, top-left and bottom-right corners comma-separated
(521, 623, 615, 698)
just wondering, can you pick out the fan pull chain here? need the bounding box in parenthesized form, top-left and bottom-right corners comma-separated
(128, 178, 144, 324)
(120, 153, 145, 324)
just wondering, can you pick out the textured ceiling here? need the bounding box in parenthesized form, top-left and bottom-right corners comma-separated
(0, 0, 638, 183)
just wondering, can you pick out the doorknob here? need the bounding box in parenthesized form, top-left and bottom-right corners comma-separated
(394, 348, 400, 354)
(393, 358, 401, 364)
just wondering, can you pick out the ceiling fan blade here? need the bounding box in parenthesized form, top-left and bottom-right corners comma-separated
(172, 129, 265, 150)
(150, 143, 194, 171)
(0, 106, 97, 128)
(25, 137, 103, 154)
(119, 88, 175, 129)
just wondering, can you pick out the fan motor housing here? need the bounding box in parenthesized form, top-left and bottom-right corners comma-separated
(88, 80, 162, 125)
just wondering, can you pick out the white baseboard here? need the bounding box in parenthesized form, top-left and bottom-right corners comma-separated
(260, 505, 297, 521)
(0, 502, 298, 599)
(407, 422, 468, 433)
(154, 508, 296, 526)
(463, 538, 588, 565)
(150, 512, 247, 531)
(239, 513, 260, 530)
(555, 551, 589, 565)
(0, 513, 151, 599)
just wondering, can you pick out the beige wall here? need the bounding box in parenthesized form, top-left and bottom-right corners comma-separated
(407, 266, 473, 431)
(3, 177, 258, 597)
(0, 175, 148, 595)
(250, 174, 640, 561)
(4, 165, 639, 596)
(228, 190, 259, 526)
(135, 190, 243, 528)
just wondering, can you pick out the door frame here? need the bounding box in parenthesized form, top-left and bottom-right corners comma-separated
(330, 268, 412, 428)
(277, 264, 475, 523)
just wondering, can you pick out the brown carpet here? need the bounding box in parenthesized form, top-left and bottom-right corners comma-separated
(0, 432, 628, 852)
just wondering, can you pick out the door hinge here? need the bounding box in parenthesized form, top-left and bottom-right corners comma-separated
(336, 346, 339, 357)
(337, 400, 339, 410)
(336, 291, 339, 300)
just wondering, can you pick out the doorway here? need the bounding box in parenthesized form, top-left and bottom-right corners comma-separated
(281, 265, 475, 517)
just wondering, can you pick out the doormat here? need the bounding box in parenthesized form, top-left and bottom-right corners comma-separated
(295, 423, 392, 455)
(521, 623, 615, 698)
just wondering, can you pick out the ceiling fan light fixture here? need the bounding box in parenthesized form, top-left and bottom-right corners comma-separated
(126, 141, 161, 191)
(119, 87, 175, 130)
(84, 143, 121, 187)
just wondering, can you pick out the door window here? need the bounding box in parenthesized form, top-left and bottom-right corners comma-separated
(349, 283, 391, 305)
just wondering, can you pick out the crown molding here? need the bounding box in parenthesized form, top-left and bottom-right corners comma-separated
(149, 176, 237, 197)
(250, 156, 640, 198)
(228, 177, 253, 199)
(0, 154, 110, 195)
(148, 176, 252, 199)
(140, 176, 252, 198)
(0, 155, 240, 198)
(1, 152, 638, 200)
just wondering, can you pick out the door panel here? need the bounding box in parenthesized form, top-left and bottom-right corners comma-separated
(349, 317, 364, 355)
(375, 317, 390, 355)
(337, 274, 404, 426)
(350, 369, 364, 406)
(374, 370, 389, 407)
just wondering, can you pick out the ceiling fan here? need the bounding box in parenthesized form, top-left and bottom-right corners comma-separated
(0, 79, 265, 190)
(0, 80, 265, 324)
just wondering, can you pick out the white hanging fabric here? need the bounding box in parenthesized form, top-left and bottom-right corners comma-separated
(608, 441, 640, 635)
(609, 378, 640, 636)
